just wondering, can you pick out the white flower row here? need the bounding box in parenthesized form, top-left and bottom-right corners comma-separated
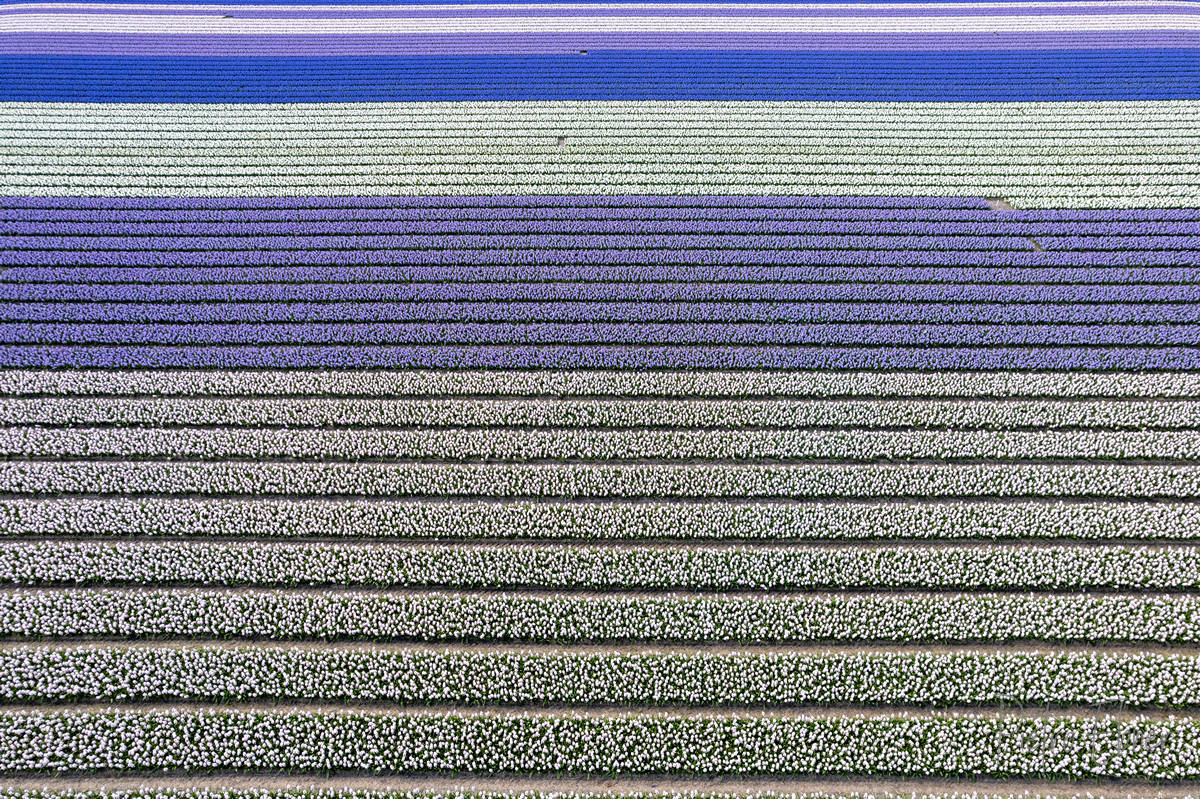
(6, 397, 1191, 430)
(0, 792, 1173, 799)
(1, 589, 1196, 642)
(5, 498, 1195, 540)
(9, 100, 1192, 124)
(8, 190, 1184, 207)
(1, 541, 1195, 590)
(19, 156, 1188, 171)
(24, 145, 1197, 157)
(6, 427, 1196, 462)
(0, 708, 1197, 777)
(5, 462, 1200, 499)
(0, 789, 1166, 799)
(3, 644, 1198, 706)
(4, 369, 1191, 400)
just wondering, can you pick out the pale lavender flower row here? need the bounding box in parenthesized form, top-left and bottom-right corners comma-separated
(5, 250, 1196, 266)
(7, 282, 1200, 303)
(4, 345, 1198, 369)
(8, 301, 1199, 324)
(8, 221, 1198, 236)
(5, 322, 1197, 345)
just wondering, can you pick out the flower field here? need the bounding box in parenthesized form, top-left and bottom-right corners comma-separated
(2, 0, 1200, 796)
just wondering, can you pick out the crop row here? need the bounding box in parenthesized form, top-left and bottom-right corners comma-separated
(1, 589, 1197, 642)
(6, 427, 1198, 462)
(11, 344, 1200, 370)
(2, 369, 1197, 400)
(8, 99, 1189, 122)
(10, 254, 1195, 271)
(5, 497, 1197, 540)
(12, 221, 1196, 236)
(0, 793, 1154, 799)
(4, 184, 1192, 208)
(8, 205, 1196, 222)
(0, 708, 1198, 777)
(4, 644, 1199, 707)
(13, 301, 1200, 325)
(0, 792, 1162, 799)
(8, 462, 1200, 499)
(11, 322, 1200, 346)
(0, 792, 1177, 799)
(5, 398, 1195, 430)
(12, 284, 1200, 303)
(10, 160, 1194, 175)
(3, 541, 1196, 590)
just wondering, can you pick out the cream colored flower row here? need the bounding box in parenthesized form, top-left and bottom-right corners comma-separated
(4, 462, 1200, 498)
(1, 589, 1196, 642)
(0, 709, 1198, 777)
(2, 541, 1196, 590)
(5, 498, 1196, 540)
(2, 369, 1197, 399)
(2, 645, 1197, 706)
(4, 397, 1196, 429)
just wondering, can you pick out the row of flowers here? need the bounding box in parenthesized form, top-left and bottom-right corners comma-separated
(14, 323, 1200, 347)
(3, 397, 1189, 429)
(0, 792, 1158, 799)
(1, 541, 1195, 590)
(6, 346, 1196, 369)
(9, 302, 1199, 325)
(0, 369, 1193, 399)
(5, 428, 1198, 462)
(19, 207, 1191, 221)
(1, 589, 1196, 642)
(5, 462, 1200, 499)
(0, 708, 1197, 777)
(2, 645, 1197, 706)
(4, 498, 1192, 540)
(12, 283, 1200, 303)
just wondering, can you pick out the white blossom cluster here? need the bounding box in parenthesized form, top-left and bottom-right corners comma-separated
(4, 427, 1197, 462)
(5, 461, 1200, 499)
(0, 708, 1197, 777)
(1, 541, 1195, 590)
(2, 644, 1197, 707)
(4, 368, 1198, 399)
(5, 397, 1196, 430)
(4, 498, 1197, 540)
(1, 589, 1195, 642)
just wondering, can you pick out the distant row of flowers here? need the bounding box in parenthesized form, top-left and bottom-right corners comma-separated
(5, 498, 1195, 540)
(1, 541, 1195, 590)
(3, 645, 1198, 707)
(1, 590, 1195, 642)
(0, 709, 1197, 777)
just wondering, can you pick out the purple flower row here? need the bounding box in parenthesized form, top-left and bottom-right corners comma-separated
(0, 233, 1046, 250)
(6, 264, 1197, 282)
(7, 221, 1198, 236)
(5, 322, 1197, 345)
(3, 345, 1197, 369)
(4, 251, 1197, 267)
(7, 301, 1198, 325)
(5, 282, 1200, 303)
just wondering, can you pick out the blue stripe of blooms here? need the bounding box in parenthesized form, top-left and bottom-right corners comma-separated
(25, 0, 1150, 4)
(5, 50, 1199, 102)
